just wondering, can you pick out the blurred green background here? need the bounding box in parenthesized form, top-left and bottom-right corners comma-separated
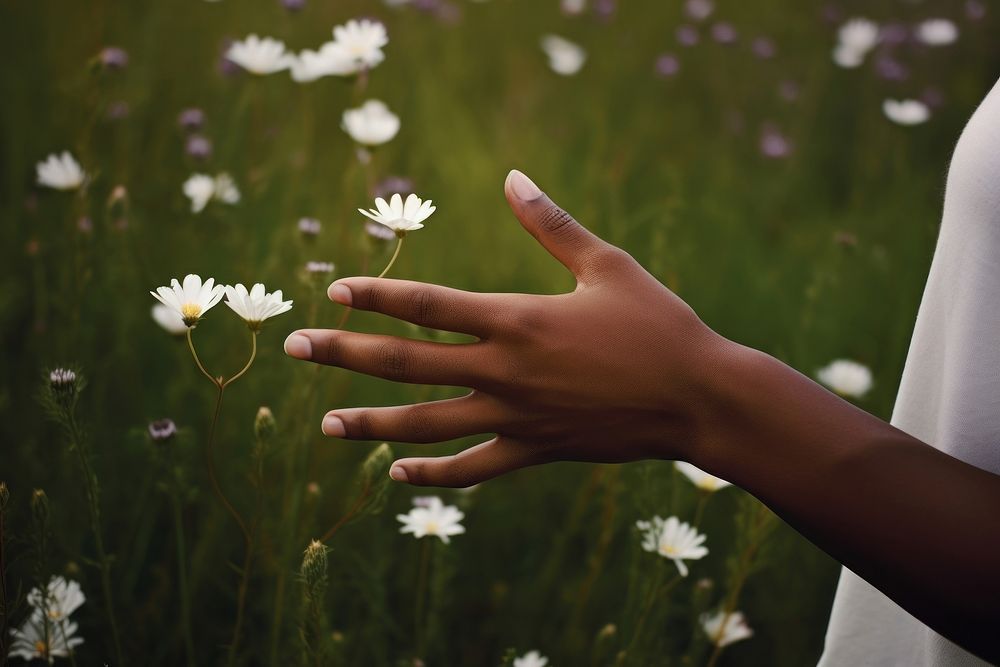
(1, 0, 998, 665)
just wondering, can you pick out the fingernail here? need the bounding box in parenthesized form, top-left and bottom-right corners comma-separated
(322, 414, 345, 437)
(283, 333, 312, 360)
(389, 466, 409, 483)
(507, 169, 542, 202)
(328, 282, 352, 306)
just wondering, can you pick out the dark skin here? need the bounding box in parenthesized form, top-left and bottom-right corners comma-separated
(284, 170, 1000, 662)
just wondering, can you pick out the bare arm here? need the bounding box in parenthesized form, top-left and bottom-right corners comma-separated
(284, 171, 1000, 662)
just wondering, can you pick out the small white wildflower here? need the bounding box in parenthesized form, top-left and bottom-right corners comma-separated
(817, 359, 874, 397)
(541, 34, 586, 76)
(342, 100, 400, 146)
(882, 99, 930, 126)
(358, 193, 436, 236)
(397, 496, 465, 543)
(226, 34, 293, 74)
(36, 152, 86, 190)
(701, 610, 754, 647)
(916, 19, 958, 46)
(183, 173, 240, 213)
(223, 283, 294, 331)
(514, 650, 549, 667)
(150, 274, 226, 327)
(152, 304, 188, 335)
(327, 19, 388, 75)
(636, 515, 708, 576)
(675, 462, 731, 492)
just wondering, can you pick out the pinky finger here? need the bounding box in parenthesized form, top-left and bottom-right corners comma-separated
(389, 437, 539, 488)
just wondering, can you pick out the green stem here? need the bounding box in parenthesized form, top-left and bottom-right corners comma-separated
(186, 328, 221, 387)
(223, 332, 258, 388)
(227, 531, 255, 667)
(627, 571, 681, 662)
(692, 491, 710, 528)
(67, 415, 124, 666)
(414, 538, 432, 659)
(377, 236, 404, 280)
(170, 492, 196, 667)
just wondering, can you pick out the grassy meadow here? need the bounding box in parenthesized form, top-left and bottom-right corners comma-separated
(0, 0, 998, 664)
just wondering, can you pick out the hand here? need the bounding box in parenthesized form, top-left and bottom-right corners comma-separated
(283, 170, 728, 487)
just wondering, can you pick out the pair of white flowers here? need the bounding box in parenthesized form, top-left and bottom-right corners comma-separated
(226, 19, 387, 80)
(833, 17, 958, 69)
(182, 172, 240, 213)
(9, 577, 86, 661)
(541, 34, 586, 76)
(150, 274, 292, 331)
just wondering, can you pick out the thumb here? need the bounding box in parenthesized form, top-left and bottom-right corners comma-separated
(504, 169, 610, 279)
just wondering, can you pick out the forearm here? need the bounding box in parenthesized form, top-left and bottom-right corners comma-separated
(690, 337, 1000, 661)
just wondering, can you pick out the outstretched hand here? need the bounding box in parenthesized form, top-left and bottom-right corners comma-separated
(284, 170, 727, 487)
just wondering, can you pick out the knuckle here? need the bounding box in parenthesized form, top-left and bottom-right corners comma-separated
(376, 341, 412, 381)
(322, 332, 344, 365)
(350, 411, 376, 440)
(405, 407, 439, 443)
(361, 282, 386, 313)
(591, 246, 637, 274)
(410, 289, 437, 326)
(536, 204, 577, 237)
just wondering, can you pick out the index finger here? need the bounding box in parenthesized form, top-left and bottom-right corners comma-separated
(328, 278, 503, 338)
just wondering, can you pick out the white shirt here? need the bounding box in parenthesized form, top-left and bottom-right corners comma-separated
(819, 80, 1000, 666)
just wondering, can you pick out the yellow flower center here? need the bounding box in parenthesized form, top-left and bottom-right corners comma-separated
(425, 521, 439, 534)
(34, 640, 48, 655)
(47, 609, 62, 620)
(181, 303, 202, 320)
(659, 544, 679, 557)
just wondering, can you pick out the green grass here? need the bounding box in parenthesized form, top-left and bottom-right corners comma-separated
(0, 0, 997, 665)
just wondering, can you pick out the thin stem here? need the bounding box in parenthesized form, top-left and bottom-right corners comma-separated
(170, 492, 196, 667)
(692, 491, 710, 528)
(414, 538, 432, 659)
(204, 385, 250, 543)
(227, 530, 255, 667)
(0, 497, 7, 667)
(223, 331, 258, 388)
(376, 236, 404, 280)
(67, 415, 124, 666)
(627, 571, 681, 661)
(186, 328, 220, 387)
(319, 477, 372, 544)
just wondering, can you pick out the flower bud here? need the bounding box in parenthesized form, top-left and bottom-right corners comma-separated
(177, 108, 206, 131)
(255, 406, 276, 442)
(47, 368, 81, 410)
(300, 539, 330, 603)
(98, 46, 129, 69)
(185, 135, 213, 161)
(31, 489, 50, 525)
(298, 217, 321, 238)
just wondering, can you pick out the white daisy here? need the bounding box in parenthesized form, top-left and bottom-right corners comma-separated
(883, 99, 930, 126)
(150, 274, 227, 327)
(327, 19, 388, 75)
(226, 34, 294, 75)
(9, 613, 84, 661)
(636, 515, 708, 576)
(817, 359, 874, 397)
(342, 99, 400, 146)
(541, 34, 586, 76)
(26, 577, 86, 622)
(701, 610, 754, 647)
(223, 283, 294, 331)
(831, 44, 864, 68)
(36, 151, 86, 191)
(514, 650, 549, 667)
(152, 304, 188, 335)
(290, 44, 341, 82)
(358, 193, 435, 235)
(675, 462, 731, 492)
(182, 173, 240, 213)
(916, 19, 958, 46)
(396, 496, 465, 544)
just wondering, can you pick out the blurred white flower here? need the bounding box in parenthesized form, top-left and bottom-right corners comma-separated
(675, 462, 731, 492)
(327, 19, 388, 75)
(183, 173, 240, 213)
(514, 650, 549, 667)
(541, 34, 586, 76)
(685, 0, 714, 21)
(27, 577, 86, 622)
(701, 610, 754, 647)
(152, 304, 189, 335)
(882, 99, 930, 126)
(833, 18, 878, 68)
(397, 496, 465, 543)
(342, 100, 400, 146)
(9, 613, 84, 661)
(150, 274, 226, 327)
(226, 35, 293, 74)
(636, 515, 708, 576)
(359, 193, 436, 235)
(561, 0, 586, 15)
(224, 283, 294, 331)
(36, 151, 86, 190)
(290, 42, 358, 82)
(816, 359, 874, 397)
(916, 19, 958, 46)
(838, 18, 879, 53)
